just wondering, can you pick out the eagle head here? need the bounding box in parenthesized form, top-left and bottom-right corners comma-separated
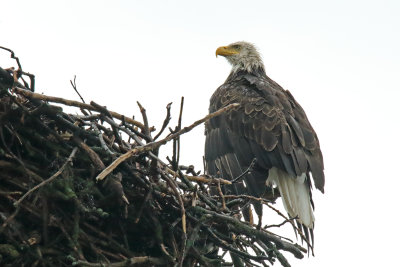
(216, 41, 264, 73)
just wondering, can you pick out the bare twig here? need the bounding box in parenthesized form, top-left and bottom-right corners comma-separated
(217, 179, 227, 210)
(0, 46, 35, 90)
(231, 158, 257, 183)
(175, 97, 184, 168)
(70, 75, 87, 104)
(74, 256, 167, 266)
(154, 102, 172, 140)
(0, 46, 22, 72)
(72, 136, 105, 171)
(136, 101, 151, 140)
(14, 147, 79, 207)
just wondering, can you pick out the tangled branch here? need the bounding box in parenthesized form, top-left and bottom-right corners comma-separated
(0, 48, 307, 267)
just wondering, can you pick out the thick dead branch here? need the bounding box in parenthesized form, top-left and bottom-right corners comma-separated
(12, 86, 145, 130)
(95, 103, 239, 182)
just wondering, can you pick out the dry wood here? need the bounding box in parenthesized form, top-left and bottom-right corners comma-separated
(0, 47, 307, 267)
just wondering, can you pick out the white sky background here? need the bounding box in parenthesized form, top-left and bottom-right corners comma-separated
(1, 0, 400, 266)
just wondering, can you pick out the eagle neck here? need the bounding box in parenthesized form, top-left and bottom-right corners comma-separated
(226, 66, 267, 82)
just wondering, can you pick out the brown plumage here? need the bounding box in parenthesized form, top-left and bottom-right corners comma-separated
(205, 41, 324, 250)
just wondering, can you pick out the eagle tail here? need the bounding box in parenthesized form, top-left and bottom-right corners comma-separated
(267, 168, 315, 247)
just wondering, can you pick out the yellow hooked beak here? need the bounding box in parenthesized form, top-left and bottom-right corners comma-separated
(216, 46, 240, 57)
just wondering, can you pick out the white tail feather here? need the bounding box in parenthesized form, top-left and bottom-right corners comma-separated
(267, 167, 314, 228)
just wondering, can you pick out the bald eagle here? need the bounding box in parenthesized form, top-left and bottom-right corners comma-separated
(205, 41, 324, 248)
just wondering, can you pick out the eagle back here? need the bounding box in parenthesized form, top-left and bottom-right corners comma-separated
(206, 70, 325, 192)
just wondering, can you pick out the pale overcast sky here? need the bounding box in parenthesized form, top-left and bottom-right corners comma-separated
(1, 1, 400, 266)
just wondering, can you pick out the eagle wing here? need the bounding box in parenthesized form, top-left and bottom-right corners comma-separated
(205, 73, 325, 195)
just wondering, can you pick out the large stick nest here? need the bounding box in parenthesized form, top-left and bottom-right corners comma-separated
(0, 48, 306, 266)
